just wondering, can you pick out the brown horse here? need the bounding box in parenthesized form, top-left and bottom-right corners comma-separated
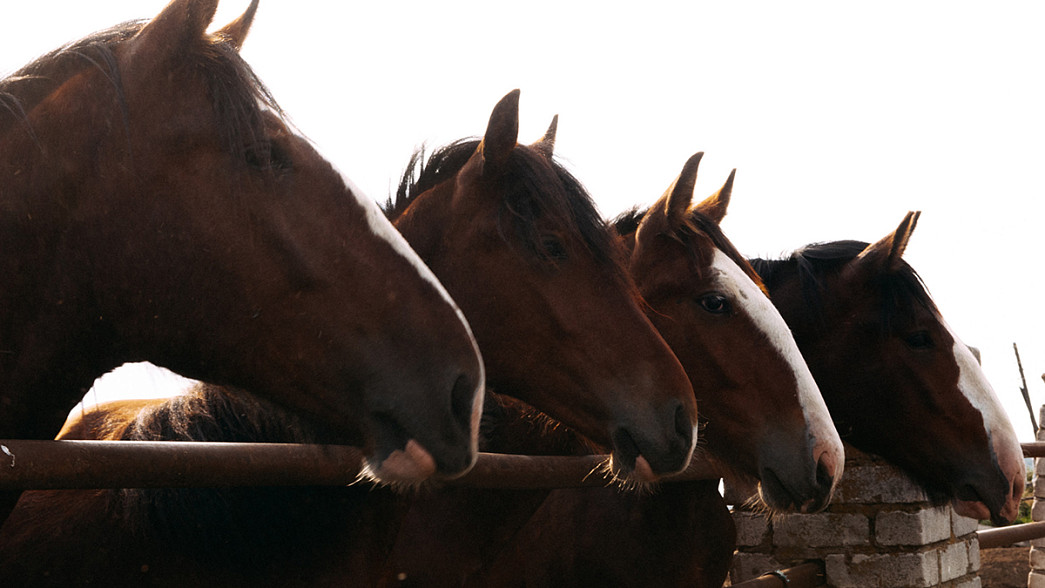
(383, 154, 844, 586)
(0, 0, 484, 518)
(750, 211, 1024, 525)
(388, 91, 697, 481)
(0, 93, 698, 584)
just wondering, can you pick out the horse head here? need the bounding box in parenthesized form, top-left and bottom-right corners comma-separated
(390, 90, 698, 483)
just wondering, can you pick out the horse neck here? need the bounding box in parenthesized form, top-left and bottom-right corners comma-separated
(0, 87, 135, 438)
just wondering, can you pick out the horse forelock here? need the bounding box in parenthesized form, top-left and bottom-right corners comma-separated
(615, 206, 766, 294)
(755, 240, 937, 334)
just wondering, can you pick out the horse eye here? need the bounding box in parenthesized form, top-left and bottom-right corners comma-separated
(698, 293, 731, 315)
(244, 141, 293, 172)
(541, 237, 568, 261)
(904, 330, 934, 349)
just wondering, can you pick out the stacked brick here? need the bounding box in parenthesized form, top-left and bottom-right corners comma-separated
(729, 446, 981, 587)
(1029, 406, 1045, 588)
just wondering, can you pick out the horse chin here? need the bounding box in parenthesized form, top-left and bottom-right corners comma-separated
(951, 498, 994, 524)
(604, 454, 661, 490)
(363, 440, 438, 486)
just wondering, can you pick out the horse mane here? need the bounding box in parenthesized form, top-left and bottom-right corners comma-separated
(613, 206, 767, 293)
(385, 139, 625, 278)
(479, 392, 599, 457)
(109, 385, 348, 568)
(751, 240, 937, 333)
(0, 20, 285, 169)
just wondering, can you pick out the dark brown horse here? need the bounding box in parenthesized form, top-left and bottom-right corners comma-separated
(750, 211, 1024, 524)
(0, 93, 699, 584)
(0, 0, 484, 519)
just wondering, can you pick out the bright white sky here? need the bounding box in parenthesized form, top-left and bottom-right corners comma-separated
(2, 1, 1043, 440)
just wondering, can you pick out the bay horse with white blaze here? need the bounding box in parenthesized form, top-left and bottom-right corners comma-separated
(750, 211, 1024, 525)
(0, 0, 485, 524)
(0, 93, 699, 584)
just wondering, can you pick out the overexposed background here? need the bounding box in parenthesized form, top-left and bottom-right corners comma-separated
(2, 1, 1042, 439)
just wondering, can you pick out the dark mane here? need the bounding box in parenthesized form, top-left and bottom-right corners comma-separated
(0, 20, 284, 168)
(110, 386, 348, 569)
(613, 207, 767, 292)
(751, 240, 936, 332)
(385, 139, 624, 275)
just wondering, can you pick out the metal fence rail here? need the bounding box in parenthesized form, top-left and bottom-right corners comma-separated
(0, 439, 721, 490)
(730, 562, 826, 588)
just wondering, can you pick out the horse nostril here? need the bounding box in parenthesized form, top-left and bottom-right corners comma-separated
(674, 403, 694, 447)
(450, 373, 476, 433)
(816, 459, 834, 491)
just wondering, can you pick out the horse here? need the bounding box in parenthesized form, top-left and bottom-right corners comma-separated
(477, 211, 1027, 587)
(0, 0, 485, 526)
(749, 211, 1024, 525)
(387, 90, 697, 481)
(0, 92, 700, 584)
(382, 153, 845, 586)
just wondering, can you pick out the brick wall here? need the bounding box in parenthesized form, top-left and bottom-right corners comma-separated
(729, 445, 981, 587)
(1028, 406, 1045, 588)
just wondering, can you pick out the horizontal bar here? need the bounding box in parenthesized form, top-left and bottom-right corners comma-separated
(977, 520, 1045, 549)
(0, 440, 722, 490)
(730, 561, 826, 588)
(1023, 442, 1045, 458)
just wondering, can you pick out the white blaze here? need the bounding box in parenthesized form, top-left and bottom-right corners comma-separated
(710, 249, 844, 479)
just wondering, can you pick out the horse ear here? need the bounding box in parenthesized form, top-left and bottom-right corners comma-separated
(214, 0, 259, 50)
(637, 152, 702, 241)
(126, 0, 219, 68)
(694, 168, 735, 226)
(661, 152, 703, 225)
(530, 115, 558, 159)
(850, 211, 922, 275)
(478, 90, 521, 175)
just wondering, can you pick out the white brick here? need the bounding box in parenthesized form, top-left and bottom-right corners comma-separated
(826, 552, 939, 587)
(940, 541, 970, 581)
(952, 507, 981, 537)
(773, 513, 869, 548)
(1030, 570, 1045, 588)
(954, 577, 981, 588)
(968, 537, 980, 572)
(876, 506, 951, 546)
(833, 464, 929, 504)
(733, 511, 769, 547)
(1031, 546, 1045, 570)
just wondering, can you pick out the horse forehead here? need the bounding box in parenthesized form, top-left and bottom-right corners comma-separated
(710, 249, 836, 427)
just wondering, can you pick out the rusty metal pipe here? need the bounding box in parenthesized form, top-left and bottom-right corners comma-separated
(729, 561, 826, 587)
(977, 521, 1045, 549)
(0, 440, 722, 490)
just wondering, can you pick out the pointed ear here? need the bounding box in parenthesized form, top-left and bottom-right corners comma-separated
(694, 168, 735, 225)
(125, 0, 219, 70)
(848, 211, 921, 276)
(478, 89, 520, 176)
(637, 152, 703, 242)
(214, 0, 259, 50)
(530, 115, 558, 159)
